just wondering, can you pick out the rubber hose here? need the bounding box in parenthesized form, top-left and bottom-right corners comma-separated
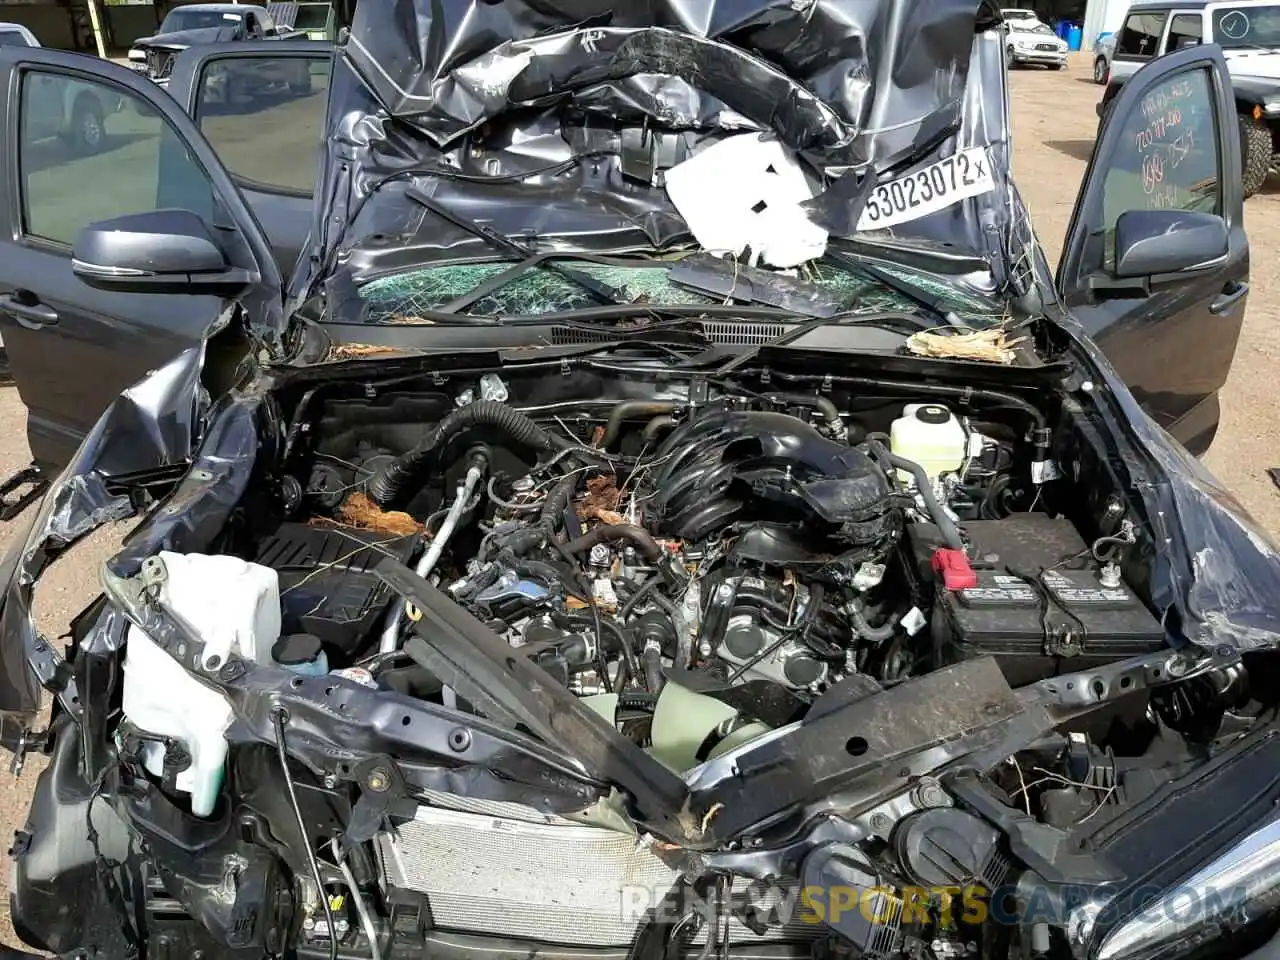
(497, 526, 549, 556)
(562, 524, 664, 562)
(619, 574, 663, 620)
(601, 401, 678, 451)
(564, 613, 639, 688)
(509, 558, 567, 585)
(877, 444, 965, 550)
(642, 646, 665, 694)
(540, 468, 582, 533)
(848, 601, 899, 643)
(641, 415, 679, 443)
(764, 392, 842, 429)
(368, 400, 570, 507)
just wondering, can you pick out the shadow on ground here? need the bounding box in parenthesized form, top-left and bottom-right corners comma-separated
(1045, 138, 1097, 161)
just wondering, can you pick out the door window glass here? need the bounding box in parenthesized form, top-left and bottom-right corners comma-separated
(18, 69, 217, 248)
(194, 55, 331, 196)
(1100, 66, 1220, 263)
(1116, 13, 1168, 56)
(1165, 13, 1203, 50)
(1212, 4, 1280, 48)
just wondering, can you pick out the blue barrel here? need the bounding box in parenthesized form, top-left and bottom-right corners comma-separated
(1056, 20, 1070, 38)
(1068, 23, 1083, 49)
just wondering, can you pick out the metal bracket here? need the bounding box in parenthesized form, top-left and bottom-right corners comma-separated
(689, 376, 709, 405)
(2, 720, 46, 777)
(0, 465, 46, 521)
(1022, 645, 1240, 721)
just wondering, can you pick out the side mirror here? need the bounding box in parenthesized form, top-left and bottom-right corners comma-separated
(72, 209, 253, 295)
(1113, 209, 1228, 278)
(1176, 36, 1199, 49)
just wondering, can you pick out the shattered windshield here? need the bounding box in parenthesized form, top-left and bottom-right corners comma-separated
(356, 258, 1005, 326)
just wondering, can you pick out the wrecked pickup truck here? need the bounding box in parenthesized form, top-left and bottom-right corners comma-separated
(126, 2, 310, 88)
(1, 3, 1279, 960)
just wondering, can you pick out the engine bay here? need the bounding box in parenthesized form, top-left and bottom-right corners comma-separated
(205, 363, 1169, 767)
(20, 353, 1280, 960)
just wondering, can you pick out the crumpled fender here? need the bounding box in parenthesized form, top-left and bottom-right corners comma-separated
(0, 346, 208, 719)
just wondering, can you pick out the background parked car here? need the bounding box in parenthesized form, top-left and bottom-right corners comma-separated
(1001, 7, 1045, 24)
(1093, 32, 1117, 82)
(127, 3, 307, 88)
(1005, 17, 1070, 68)
(1098, 0, 1280, 196)
(0, 22, 124, 155)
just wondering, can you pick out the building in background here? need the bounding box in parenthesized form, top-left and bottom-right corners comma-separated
(1080, 0, 1131, 49)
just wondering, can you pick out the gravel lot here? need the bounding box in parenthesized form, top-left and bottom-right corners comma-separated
(0, 50, 1277, 946)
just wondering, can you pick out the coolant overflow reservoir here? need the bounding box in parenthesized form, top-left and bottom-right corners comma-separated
(890, 403, 967, 484)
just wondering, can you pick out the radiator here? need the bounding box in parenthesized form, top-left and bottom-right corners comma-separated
(376, 793, 824, 948)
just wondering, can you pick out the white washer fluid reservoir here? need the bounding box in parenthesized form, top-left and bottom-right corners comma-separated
(121, 552, 283, 817)
(122, 625, 234, 817)
(152, 550, 282, 670)
(889, 403, 968, 485)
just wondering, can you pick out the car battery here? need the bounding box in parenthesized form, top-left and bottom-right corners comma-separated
(906, 514, 1167, 686)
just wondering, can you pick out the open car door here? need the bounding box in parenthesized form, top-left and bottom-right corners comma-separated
(0, 49, 284, 478)
(1057, 43, 1248, 457)
(166, 39, 332, 281)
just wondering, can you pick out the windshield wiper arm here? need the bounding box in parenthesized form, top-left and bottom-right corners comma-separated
(667, 252, 845, 317)
(822, 248, 962, 323)
(404, 186, 625, 306)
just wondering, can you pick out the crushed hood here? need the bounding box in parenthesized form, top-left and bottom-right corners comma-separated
(295, 0, 1011, 307)
(344, 0, 986, 175)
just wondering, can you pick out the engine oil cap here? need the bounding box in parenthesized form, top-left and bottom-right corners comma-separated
(915, 405, 951, 424)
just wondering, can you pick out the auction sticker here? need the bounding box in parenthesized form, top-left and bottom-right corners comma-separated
(856, 147, 996, 231)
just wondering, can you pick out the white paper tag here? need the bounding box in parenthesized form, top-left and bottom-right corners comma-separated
(856, 147, 996, 232)
(901, 606, 928, 636)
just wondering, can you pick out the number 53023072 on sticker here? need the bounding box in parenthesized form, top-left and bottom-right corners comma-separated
(856, 147, 997, 232)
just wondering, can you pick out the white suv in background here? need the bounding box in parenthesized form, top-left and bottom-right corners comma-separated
(1005, 16, 1070, 67)
(1001, 7, 1045, 23)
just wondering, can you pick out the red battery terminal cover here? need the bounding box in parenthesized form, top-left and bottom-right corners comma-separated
(931, 547, 978, 590)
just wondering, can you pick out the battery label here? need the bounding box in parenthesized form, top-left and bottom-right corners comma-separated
(1041, 569, 1133, 607)
(959, 573, 1038, 606)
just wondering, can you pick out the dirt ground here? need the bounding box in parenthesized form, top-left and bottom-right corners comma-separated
(0, 50, 1278, 948)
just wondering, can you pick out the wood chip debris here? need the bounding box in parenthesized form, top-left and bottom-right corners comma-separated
(328, 343, 400, 360)
(577, 475, 623, 521)
(905, 327, 1025, 365)
(336, 491, 423, 536)
(588, 508, 628, 526)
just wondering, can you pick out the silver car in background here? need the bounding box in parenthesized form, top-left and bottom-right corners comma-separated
(1094, 32, 1118, 81)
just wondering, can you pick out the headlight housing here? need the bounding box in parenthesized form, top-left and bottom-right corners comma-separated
(1094, 816, 1280, 960)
